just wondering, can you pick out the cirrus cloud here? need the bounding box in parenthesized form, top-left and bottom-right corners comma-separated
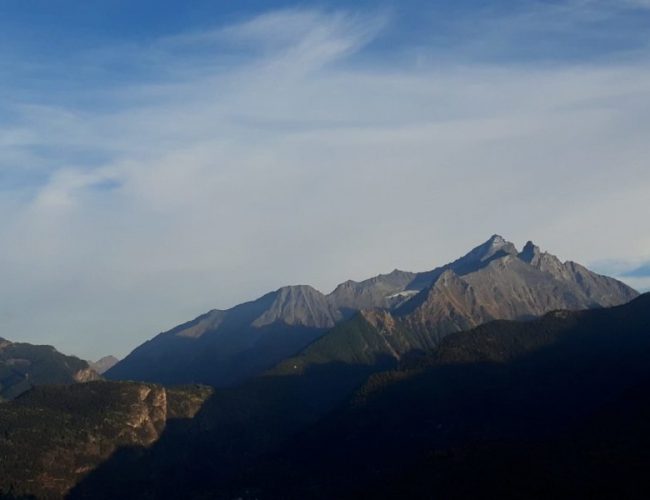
(0, 5, 649, 359)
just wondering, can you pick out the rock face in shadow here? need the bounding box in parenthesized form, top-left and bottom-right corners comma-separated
(0, 381, 211, 499)
(223, 293, 650, 499)
(63, 294, 650, 499)
(0, 338, 101, 401)
(107, 235, 637, 387)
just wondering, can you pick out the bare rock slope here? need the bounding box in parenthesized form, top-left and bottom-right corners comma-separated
(108, 235, 637, 387)
(89, 355, 119, 375)
(274, 236, 638, 371)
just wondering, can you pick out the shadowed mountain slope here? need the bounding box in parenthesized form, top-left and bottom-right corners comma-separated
(67, 294, 650, 499)
(0, 338, 100, 401)
(223, 293, 650, 499)
(107, 235, 637, 387)
(105, 286, 339, 386)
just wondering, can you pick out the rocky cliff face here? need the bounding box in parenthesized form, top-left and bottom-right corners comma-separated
(73, 367, 103, 383)
(252, 285, 342, 328)
(0, 381, 212, 498)
(329, 269, 419, 311)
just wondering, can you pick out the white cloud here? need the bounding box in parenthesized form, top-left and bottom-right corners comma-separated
(0, 7, 649, 359)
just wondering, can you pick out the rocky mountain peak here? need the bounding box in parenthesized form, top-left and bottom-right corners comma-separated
(107, 234, 639, 389)
(453, 234, 519, 270)
(276, 284, 321, 295)
(90, 355, 120, 375)
(252, 284, 338, 328)
(518, 240, 541, 264)
(485, 234, 517, 253)
(489, 234, 507, 245)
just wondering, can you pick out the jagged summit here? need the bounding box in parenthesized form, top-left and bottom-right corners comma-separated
(406, 235, 520, 290)
(448, 234, 519, 271)
(489, 233, 507, 245)
(107, 235, 638, 387)
(275, 284, 321, 294)
(272, 237, 639, 374)
(253, 284, 339, 328)
(518, 240, 542, 264)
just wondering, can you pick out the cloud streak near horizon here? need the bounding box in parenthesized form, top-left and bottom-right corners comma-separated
(1, 3, 649, 359)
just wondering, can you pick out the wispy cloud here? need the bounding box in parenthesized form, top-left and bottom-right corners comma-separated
(1, 6, 649, 358)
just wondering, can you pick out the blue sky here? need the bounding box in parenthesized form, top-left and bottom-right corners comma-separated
(2, 2, 650, 72)
(1, 0, 649, 359)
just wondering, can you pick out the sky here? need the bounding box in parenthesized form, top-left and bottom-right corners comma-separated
(1, 0, 650, 360)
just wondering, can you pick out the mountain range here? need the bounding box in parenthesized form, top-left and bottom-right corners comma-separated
(107, 235, 637, 387)
(0, 234, 646, 499)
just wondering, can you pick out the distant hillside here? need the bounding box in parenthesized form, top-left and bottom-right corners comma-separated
(108, 235, 637, 387)
(0, 381, 212, 499)
(89, 355, 119, 375)
(0, 338, 100, 401)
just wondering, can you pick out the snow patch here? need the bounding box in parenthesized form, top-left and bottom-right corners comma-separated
(386, 290, 419, 300)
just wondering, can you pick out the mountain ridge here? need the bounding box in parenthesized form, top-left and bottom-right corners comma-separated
(270, 246, 638, 375)
(107, 235, 637, 387)
(0, 337, 101, 401)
